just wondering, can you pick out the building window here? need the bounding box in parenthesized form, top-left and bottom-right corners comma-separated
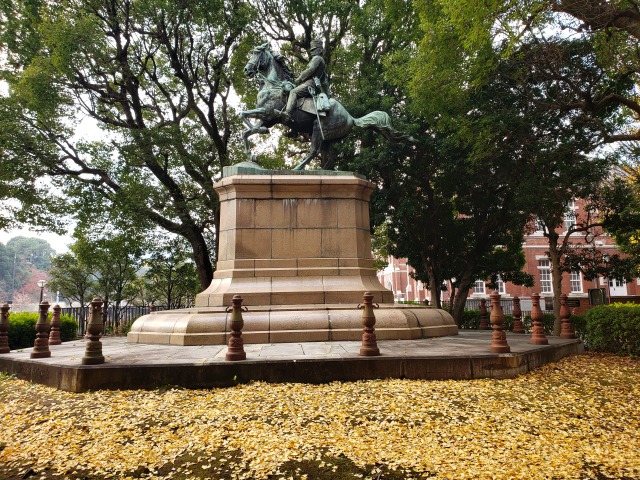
(538, 259, 552, 294)
(570, 271, 583, 293)
(496, 276, 506, 295)
(472, 280, 485, 295)
(563, 198, 577, 232)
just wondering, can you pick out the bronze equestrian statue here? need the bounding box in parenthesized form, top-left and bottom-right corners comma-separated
(241, 42, 415, 171)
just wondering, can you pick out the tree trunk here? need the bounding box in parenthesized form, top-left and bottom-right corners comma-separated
(451, 283, 472, 328)
(547, 235, 563, 336)
(427, 265, 442, 309)
(186, 228, 214, 291)
(451, 271, 474, 327)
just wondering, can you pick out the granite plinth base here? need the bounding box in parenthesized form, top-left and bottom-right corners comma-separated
(127, 304, 458, 346)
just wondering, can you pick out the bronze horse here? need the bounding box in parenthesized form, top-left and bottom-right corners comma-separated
(241, 44, 414, 170)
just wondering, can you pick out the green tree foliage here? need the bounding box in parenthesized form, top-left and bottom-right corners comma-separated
(0, 0, 256, 289)
(6, 236, 54, 270)
(320, 2, 538, 320)
(73, 230, 146, 327)
(142, 235, 200, 309)
(0, 236, 55, 302)
(601, 163, 640, 268)
(47, 252, 94, 308)
(47, 249, 94, 331)
(392, 0, 635, 323)
(410, 0, 640, 142)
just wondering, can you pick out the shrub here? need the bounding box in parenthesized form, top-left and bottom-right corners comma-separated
(7, 311, 78, 350)
(60, 314, 79, 342)
(585, 303, 640, 356)
(104, 321, 133, 337)
(460, 310, 518, 331)
(570, 313, 587, 339)
(459, 310, 480, 329)
(7, 312, 37, 350)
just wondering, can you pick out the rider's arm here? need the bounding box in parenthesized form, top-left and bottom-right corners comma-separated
(295, 56, 325, 84)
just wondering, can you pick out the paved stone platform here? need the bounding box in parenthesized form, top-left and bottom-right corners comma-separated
(0, 331, 584, 393)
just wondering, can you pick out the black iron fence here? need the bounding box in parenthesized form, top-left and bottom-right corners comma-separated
(61, 305, 167, 335)
(442, 297, 545, 319)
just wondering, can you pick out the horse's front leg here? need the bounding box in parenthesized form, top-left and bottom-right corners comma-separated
(241, 108, 267, 129)
(242, 120, 270, 162)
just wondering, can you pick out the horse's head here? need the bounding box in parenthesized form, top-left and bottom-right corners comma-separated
(244, 43, 272, 79)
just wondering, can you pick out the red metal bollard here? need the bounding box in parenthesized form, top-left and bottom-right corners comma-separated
(82, 298, 105, 365)
(530, 293, 549, 345)
(0, 304, 10, 354)
(359, 292, 380, 356)
(226, 295, 247, 361)
(559, 294, 577, 339)
(512, 296, 526, 333)
(479, 298, 490, 330)
(31, 302, 51, 359)
(49, 304, 62, 345)
(489, 292, 510, 353)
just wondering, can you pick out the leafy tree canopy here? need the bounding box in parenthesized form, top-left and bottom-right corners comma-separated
(410, 0, 640, 141)
(1, 0, 256, 289)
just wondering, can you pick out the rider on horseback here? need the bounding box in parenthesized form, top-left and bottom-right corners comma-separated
(277, 38, 327, 122)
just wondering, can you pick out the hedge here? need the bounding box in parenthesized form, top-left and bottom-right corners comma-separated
(7, 312, 78, 350)
(585, 303, 640, 356)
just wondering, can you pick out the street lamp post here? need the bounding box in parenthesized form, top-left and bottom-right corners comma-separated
(37, 280, 47, 303)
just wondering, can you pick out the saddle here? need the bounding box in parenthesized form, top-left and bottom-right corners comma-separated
(296, 94, 330, 117)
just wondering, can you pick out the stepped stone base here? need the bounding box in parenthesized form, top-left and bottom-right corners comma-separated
(127, 304, 457, 346)
(129, 169, 458, 346)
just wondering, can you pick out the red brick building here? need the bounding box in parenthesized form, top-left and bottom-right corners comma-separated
(377, 200, 640, 309)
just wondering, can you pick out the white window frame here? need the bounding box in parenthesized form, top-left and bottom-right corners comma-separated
(563, 198, 577, 232)
(496, 276, 506, 295)
(538, 259, 553, 294)
(472, 280, 486, 295)
(569, 270, 583, 293)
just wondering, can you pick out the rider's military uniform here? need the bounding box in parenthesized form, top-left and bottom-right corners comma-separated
(280, 39, 326, 120)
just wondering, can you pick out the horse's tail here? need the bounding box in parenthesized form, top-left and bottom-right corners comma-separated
(353, 111, 417, 144)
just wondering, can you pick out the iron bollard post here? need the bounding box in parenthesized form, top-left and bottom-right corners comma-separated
(31, 302, 51, 358)
(559, 294, 577, 339)
(489, 292, 510, 353)
(359, 292, 380, 356)
(0, 304, 10, 354)
(82, 297, 105, 365)
(512, 296, 525, 333)
(530, 293, 549, 345)
(226, 295, 247, 361)
(49, 304, 62, 345)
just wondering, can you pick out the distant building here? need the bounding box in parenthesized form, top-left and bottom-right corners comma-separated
(377, 257, 429, 303)
(378, 199, 640, 308)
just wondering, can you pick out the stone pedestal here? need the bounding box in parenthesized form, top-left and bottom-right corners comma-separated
(196, 173, 393, 307)
(129, 170, 457, 345)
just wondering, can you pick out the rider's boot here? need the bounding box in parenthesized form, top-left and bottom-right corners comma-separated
(275, 108, 292, 122)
